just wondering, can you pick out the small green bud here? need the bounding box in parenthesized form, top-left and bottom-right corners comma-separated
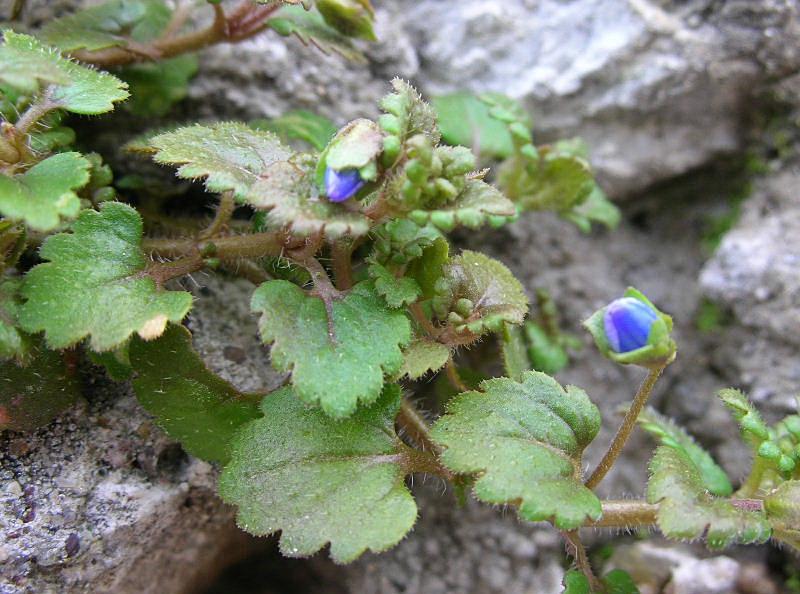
(317, 0, 377, 41)
(379, 114, 401, 135)
(455, 298, 474, 317)
(779, 454, 796, 474)
(405, 159, 428, 184)
(519, 144, 539, 162)
(381, 94, 406, 116)
(382, 135, 402, 165)
(508, 122, 532, 143)
(758, 440, 782, 461)
(430, 211, 456, 231)
(447, 311, 464, 325)
(434, 178, 458, 201)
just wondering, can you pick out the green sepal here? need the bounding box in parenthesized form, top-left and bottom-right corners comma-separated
(218, 384, 417, 563)
(315, 118, 383, 192)
(583, 287, 676, 368)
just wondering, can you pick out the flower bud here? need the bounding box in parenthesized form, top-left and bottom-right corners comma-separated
(584, 287, 676, 368)
(317, 0, 377, 41)
(324, 167, 364, 202)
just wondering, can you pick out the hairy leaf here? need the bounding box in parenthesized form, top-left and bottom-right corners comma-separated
(0, 279, 30, 363)
(432, 250, 528, 335)
(0, 152, 89, 232)
(764, 480, 800, 551)
(513, 154, 594, 213)
(147, 125, 368, 237)
(647, 446, 771, 548)
(401, 338, 449, 379)
(147, 123, 293, 200)
(88, 345, 132, 381)
(406, 236, 448, 301)
(251, 280, 411, 418)
(380, 78, 440, 144)
(251, 110, 337, 151)
(564, 185, 620, 232)
(219, 384, 417, 563)
(525, 321, 569, 376)
(433, 92, 515, 159)
(40, 0, 170, 52)
(718, 388, 770, 449)
(267, 5, 366, 63)
(18, 202, 192, 351)
(431, 371, 602, 529)
(409, 178, 516, 231)
(130, 325, 262, 463)
(0, 32, 129, 114)
(369, 261, 421, 308)
(638, 407, 733, 496)
(0, 345, 80, 432)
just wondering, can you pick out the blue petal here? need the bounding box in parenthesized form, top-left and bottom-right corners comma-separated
(603, 297, 658, 353)
(324, 167, 364, 202)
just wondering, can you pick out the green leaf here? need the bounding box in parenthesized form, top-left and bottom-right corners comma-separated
(638, 407, 733, 497)
(525, 321, 569, 375)
(147, 124, 369, 237)
(408, 178, 516, 231)
(267, 5, 366, 63)
(18, 202, 193, 351)
(218, 384, 417, 563)
(431, 371, 602, 529)
(130, 325, 262, 463)
(0, 344, 80, 432)
(0, 32, 129, 114)
(0, 279, 31, 363)
(88, 344, 132, 381)
(251, 280, 411, 418)
(0, 152, 89, 232)
(406, 236, 448, 300)
(764, 480, 800, 551)
(120, 54, 198, 117)
(501, 322, 531, 381)
(147, 122, 293, 200)
(400, 338, 450, 379)
(512, 154, 594, 213)
(380, 78, 440, 145)
(647, 446, 771, 548)
(564, 185, 621, 232)
(39, 0, 171, 52)
(718, 388, 770, 449)
(369, 261, 421, 308)
(251, 110, 337, 151)
(432, 250, 528, 336)
(562, 569, 640, 594)
(433, 92, 515, 159)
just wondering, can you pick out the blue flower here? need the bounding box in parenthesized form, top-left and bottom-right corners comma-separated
(603, 297, 658, 353)
(324, 167, 364, 202)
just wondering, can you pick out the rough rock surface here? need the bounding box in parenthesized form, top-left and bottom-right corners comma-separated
(4, 0, 800, 593)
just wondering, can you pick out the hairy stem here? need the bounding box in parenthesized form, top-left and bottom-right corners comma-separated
(587, 500, 658, 528)
(200, 191, 236, 240)
(219, 259, 271, 286)
(14, 94, 57, 137)
(445, 358, 469, 393)
(72, 1, 280, 67)
(145, 252, 205, 287)
(143, 231, 300, 261)
(585, 363, 667, 490)
(331, 239, 354, 291)
(398, 397, 441, 455)
(563, 530, 601, 592)
(409, 302, 440, 337)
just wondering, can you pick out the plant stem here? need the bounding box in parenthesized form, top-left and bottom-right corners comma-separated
(563, 530, 601, 592)
(72, 1, 280, 67)
(398, 397, 440, 455)
(14, 94, 57, 136)
(587, 500, 658, 528)
(409, 302, 440, 337)
(585, 363, 667, 490)
(331, 239, 354, 291)
(219, 259, 271, 286)
(445, 358, 469, 393)
(145, 252, 205, 287)
(143, 231, 300, 261)
(200, 191, 235, 240)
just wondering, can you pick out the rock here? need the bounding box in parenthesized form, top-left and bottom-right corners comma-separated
(382, 0, 800, 197)
(0, 276, 279, 594)
(667, 556, 740, 594)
